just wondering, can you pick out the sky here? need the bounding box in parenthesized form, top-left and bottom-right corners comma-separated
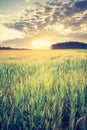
(0, 0, 87, 49)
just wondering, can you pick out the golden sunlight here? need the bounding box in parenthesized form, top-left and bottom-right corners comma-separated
(32, 40, 51, 49)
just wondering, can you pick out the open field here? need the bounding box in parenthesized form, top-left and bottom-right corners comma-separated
(0, 50, 87, 130)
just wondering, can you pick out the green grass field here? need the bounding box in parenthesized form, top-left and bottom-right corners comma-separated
(0, 50, 87, 130)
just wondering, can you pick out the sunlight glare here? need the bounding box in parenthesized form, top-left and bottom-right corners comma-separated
(32, 40, 51, 49)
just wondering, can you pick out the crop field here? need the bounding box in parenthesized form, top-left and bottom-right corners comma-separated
(0, 50, 87, 130)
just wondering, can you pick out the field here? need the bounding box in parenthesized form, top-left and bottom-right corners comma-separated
(0, 50, 87, 130)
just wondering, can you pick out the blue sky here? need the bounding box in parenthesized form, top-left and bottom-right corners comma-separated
(0, 0, 32, 13)
(0, 0, 87, 49)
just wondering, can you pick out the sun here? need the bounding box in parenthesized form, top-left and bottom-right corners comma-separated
(32, 40, 51, 49)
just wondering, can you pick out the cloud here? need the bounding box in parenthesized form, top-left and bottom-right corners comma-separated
(2, 0, 87, 44)
(63, 0, 87, 17)
(0, 24, 24, 43)
(24, 0, 30, 2)
(45, 6, 53, 13)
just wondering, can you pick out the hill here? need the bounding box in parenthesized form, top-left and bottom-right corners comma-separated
(0, 47, 28, 50)
(51, 41, 87, 49)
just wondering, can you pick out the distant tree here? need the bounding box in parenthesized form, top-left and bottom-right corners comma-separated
(51, 41, 87, 49)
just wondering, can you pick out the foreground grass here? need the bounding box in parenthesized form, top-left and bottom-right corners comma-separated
(0, 50, 87, 130)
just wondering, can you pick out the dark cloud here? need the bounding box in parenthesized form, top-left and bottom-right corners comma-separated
(45, 6, 53, 13)
(5, 21, 35, 32)
(33, 14, 41, 19)
(63, 0, 87, 16)
(34, 1, 41, 7)
(37, 12, 43, 15)
(45, 16, 51, 23)
(47, 1, 62, 6)
(37, 22, 47, 30)
(6, 22, 25, 31)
